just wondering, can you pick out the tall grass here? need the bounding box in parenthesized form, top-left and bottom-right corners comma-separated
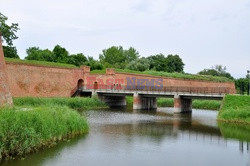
(0, 106, 88, 161)
(0, 97, 107, 161)
(13, 97, 107, 110)
(218, 95, 250, 123)
(157, 98, 221, 110)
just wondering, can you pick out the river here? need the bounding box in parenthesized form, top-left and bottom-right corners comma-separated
(2, 108, 250, 166)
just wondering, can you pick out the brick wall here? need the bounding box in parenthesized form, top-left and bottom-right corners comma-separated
(6, 62, 84, 97)
(6, 65, 236, 98)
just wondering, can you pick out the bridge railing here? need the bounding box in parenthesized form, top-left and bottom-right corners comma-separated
(84, 84, 231, 95)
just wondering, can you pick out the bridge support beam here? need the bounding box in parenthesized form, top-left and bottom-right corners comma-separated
(99, 95, 126, 108)
(133, 93, 157, 110)
(174, 95, 192, 113)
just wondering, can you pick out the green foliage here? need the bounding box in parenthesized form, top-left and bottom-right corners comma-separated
(52, 45, 69, 63)
(147, 54, 184, 73)
(3, 46, 19, 59)
(0, 106, 88, 161)
(115, 69, 233, 82)
(126, 57, 150, 72)
(13, 97, 107, 110)
(198, 65, 234, 80)
(218, 95, 250, 123)
(147, 54, 167, 71)
(5, 58, 78, 69)
(126, 97, 221, 110)
(235, 77, 249, 93)
(0, 97, 107, 161)
(68, 53, 87, 67)
(26, 47, 54, 61)
(165, 54, 184, 73)
(85, 56, 103, 70)
(99, 46, 139, 69)
(0, 12, 19, 46)
(0, 12, 20, 59)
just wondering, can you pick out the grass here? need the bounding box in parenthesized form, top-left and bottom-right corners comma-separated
(6, 58, 233, 82)
(91, 68, 233, 82)
(0, 97, 107, 162)
(5, 58, 78, 69)
(0, 106, 88, 161)
(13, 97, 108, 110)
(218, 95, 250, 123)
(126, 97, 221, 110)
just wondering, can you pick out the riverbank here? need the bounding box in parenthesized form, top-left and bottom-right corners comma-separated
(218, 95, 250, 124)
(126, 97, 221, 110)
(0, 97, 107, 162)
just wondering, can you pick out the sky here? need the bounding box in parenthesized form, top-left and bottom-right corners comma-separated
(1, 0, 250, 78)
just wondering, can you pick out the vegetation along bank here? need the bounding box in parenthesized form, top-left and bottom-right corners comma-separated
(0, 97, 107, 162)
(126, 97, 222, 110)
(218, 95, 250, 124)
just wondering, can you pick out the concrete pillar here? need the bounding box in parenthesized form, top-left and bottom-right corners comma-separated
(174, 95, 192, 113)
(0, 33, 13, 107)
(100, 95, 126, 108)
(133, 93, 142, 110)
(133, 93, 157, 110)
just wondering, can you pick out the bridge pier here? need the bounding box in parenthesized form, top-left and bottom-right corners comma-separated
(98, 94, 126, 108)
(174, 95, 192, 113)
(133, 93, 157, 110)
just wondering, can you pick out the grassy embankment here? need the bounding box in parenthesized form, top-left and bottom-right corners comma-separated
(126, 97, 221, 110)
(218, 95, 250, 124)
(6, 58, 233, 82)
(91, 69, 233, 82)
(0, 97, 107, 162)
(5, 58, 78, 69)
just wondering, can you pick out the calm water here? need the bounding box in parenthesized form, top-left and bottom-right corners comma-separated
(2, 108, 250, 166)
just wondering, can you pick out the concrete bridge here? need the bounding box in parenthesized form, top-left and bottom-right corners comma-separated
(77, 84, 228, 113)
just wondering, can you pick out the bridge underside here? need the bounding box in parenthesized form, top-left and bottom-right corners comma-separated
(82, 90, 224, 113)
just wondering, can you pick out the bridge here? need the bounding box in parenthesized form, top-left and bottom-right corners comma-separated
(75, 81, 232, 113)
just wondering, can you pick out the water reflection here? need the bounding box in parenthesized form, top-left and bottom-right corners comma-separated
(2, 108, 250, 166)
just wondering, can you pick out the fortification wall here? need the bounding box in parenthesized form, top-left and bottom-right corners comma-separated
(6, 62, 84, 97)
(6, 65, 236, 98)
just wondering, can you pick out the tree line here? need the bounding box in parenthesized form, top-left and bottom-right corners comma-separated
(0, 12, 249, 93)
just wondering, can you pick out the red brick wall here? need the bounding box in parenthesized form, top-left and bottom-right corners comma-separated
(6, 64, 236, 98)
(0, 34, 13, 106)
(6, 62, 84, 97)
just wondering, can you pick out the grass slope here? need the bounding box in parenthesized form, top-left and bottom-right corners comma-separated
(91, 69, 233, 82)
(5, 58, 78, 69)
(218, 95, 250, 123)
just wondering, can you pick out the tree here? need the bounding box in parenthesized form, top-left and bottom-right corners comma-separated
(99, 46, 140, 69)
(52, 45, 69, 63)
(68, 53, 87, 67)
(124, 47, 140, 62)
(147, 54, 168, 71)
(25, 47, 54, 62)
(127, 57, 150, 72)
(3, 46, 19, 58)
(198, 65, 234, 79)
(165, 54, 184, 73)
(0, 12, 20, 58)
(85, 56, 103, 70)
